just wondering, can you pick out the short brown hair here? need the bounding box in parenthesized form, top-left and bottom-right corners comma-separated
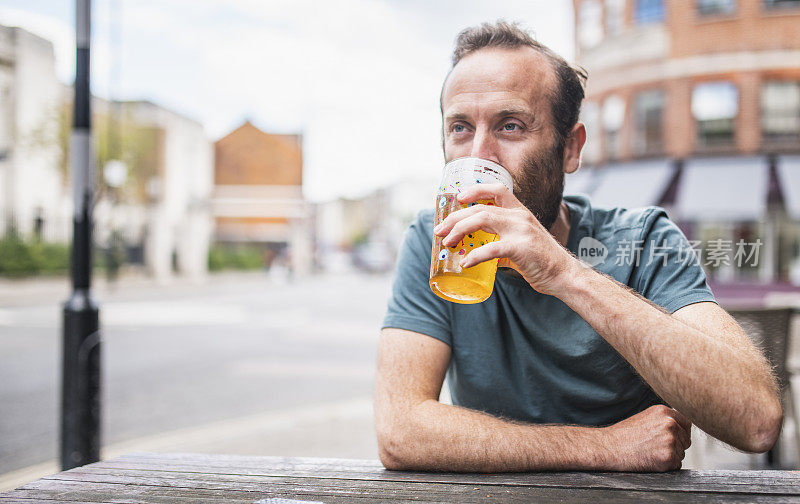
(446, 21, 588, 148)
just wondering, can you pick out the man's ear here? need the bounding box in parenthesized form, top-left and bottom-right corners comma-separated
(563, 122, 586, 175)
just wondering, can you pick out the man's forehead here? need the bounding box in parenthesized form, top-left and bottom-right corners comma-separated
(442, 47, 555, 113)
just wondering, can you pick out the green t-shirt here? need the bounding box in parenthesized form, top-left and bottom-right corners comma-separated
(382, 194, 716, 427)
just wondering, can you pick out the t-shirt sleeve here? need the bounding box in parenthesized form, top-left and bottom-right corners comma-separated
(632, 208, 717, 313)
(381, 211, 452, 346)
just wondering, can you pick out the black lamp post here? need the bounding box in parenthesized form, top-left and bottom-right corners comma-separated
(61, 0, 101, 471)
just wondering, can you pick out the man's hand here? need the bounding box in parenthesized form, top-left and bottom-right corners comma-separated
(601, 405, 692, 472)
(432, 183, 577, 296)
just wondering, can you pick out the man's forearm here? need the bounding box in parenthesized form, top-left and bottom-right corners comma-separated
(552, 264, 780, 452)
(379, 398, 606, 472)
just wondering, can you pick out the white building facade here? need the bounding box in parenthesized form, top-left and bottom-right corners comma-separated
(120, 101, 214, 281)
(0, 25, 67, 241)
(0, 23, 214, 281)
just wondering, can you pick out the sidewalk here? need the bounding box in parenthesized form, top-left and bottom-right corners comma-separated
(0, 269, 279, 307)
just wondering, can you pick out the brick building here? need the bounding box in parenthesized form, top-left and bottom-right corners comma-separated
(569, 0, 800, 285)
(212, 121, 312, 273)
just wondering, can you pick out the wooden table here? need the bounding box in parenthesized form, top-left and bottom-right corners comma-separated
(2, 452, 800, 503)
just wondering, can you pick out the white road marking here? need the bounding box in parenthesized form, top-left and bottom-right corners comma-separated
(0, 302, 250, 328)
(230, 360, 374, 379)
(0, 396, 373, 492)
(102, 302, 248, 326)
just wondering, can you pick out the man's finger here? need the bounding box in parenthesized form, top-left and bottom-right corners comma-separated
(442, 210, 503, 248)
(456, 183, 519, 208)
(667, 410, 692, 450)
(672, 419, 692, 451)
(460, 241, 506, 269)
(434, 204, 499, 238)
(670, 408, 692, 434)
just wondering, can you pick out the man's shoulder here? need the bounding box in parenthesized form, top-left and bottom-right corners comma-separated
(415, 207, 435, 227)
(566, 194, 670, 241)
(396, 208, 435, 258)
(408, 208, 436, 239)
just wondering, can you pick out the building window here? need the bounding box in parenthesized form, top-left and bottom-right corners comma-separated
(0, 86, 8, 155)
(764, 0, 800, 9)
(633, 90, 665, 156)
(579, 0, 604, 48)
(581, 101, 601, 164)
(635, 0, 665, 23)
(696, 0, 737, 15)
(692, 82, 738, 148)
(605, 0, 626, 35)
(602, 95, 626, 160)
(762, 81, 800, 144)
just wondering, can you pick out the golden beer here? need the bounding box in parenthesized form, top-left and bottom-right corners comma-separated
(428, 157, 512, 304)
(429, 195, 499, 304)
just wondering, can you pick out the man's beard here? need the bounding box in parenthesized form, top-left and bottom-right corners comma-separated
(512, 140, 566, 231)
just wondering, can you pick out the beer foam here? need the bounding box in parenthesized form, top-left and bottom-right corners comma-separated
(438, 157, 513, 193)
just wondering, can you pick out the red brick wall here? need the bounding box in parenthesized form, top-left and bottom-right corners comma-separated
(215, 122, 303, 186)
(668, 1, 800, 58)
(573, 0, 800, 163)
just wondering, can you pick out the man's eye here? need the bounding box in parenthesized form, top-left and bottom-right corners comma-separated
(453, 124, 466, 133)
(503, 123, 520, 131)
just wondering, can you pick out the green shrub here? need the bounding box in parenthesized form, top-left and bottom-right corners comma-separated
(208, 245, 263, 271)
(0, 235, 71, 277)
(31, 241, 70, 274)
(208, 246, 227, 272)
(0, 235, 39, 277)
(233, 247, 263, 270)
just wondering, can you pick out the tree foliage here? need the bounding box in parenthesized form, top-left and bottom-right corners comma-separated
(51, 102, 163, 202)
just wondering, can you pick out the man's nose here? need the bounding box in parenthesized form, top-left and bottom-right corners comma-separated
(470, 128, 500, 164)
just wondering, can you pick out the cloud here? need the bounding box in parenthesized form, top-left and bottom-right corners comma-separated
(2, 0, 574, 202)
(114, 0, 450, 200)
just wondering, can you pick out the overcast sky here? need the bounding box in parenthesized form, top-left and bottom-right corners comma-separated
(0, 0, 575, 201)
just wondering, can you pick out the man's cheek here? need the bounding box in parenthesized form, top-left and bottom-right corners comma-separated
(443, 142, 465, 161)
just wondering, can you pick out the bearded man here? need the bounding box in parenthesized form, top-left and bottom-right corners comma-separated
(374, 21, 781, 472)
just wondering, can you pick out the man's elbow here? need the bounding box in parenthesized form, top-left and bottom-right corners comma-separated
(378, 440, 407, 471)
(742, 397, 783, 453)
(376, 421, 415, 471)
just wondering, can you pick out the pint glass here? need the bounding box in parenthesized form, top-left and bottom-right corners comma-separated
(429, 157, 513, 304)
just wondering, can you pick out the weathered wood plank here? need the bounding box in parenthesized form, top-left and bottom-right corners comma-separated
(110, 452, 792, 484)
(120, 453, 384, 471)
(115, 452, 800, 481)
(5, 453, 800, 503)
(84, 454, 800, 495)
(48, 465, 800, 496)
(0, 500, 100, 503)
(6, 476, 800, 503)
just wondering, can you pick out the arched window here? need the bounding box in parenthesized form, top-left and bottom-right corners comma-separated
(635, 0, 665, 23)
(762, 81, 800, 145)
(692, 82, 738, 148)
(605, 0, 625, 35)
(696, 0, 737, 16)
(602, 95, 626, 160)
(580, 101, 601, 163)
(579, 0, 604, 49)
(633, 89, 665, 155)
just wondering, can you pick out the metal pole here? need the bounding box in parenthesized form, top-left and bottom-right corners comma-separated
(61, 0, 101, 471)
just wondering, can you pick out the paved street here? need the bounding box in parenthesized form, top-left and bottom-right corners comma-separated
(0, 271, 389, 488)
(1, 271, 798, 490)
